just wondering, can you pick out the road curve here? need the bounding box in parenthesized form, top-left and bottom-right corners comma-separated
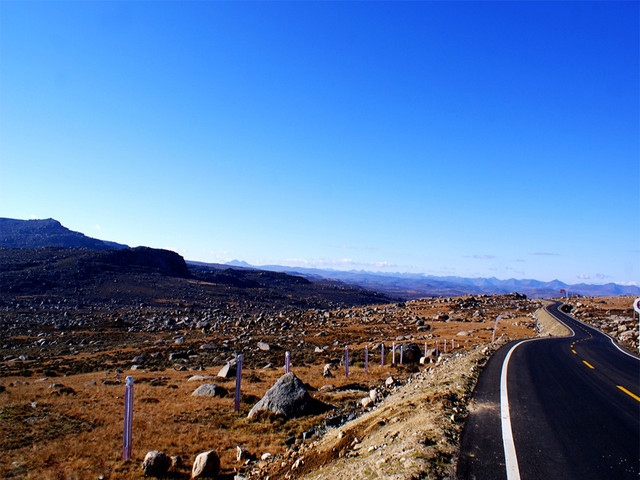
(457, 301, 640, 480)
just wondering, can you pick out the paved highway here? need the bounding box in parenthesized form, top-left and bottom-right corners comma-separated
(457, 301, 639, 480)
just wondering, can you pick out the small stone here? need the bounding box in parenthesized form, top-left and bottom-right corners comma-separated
(170, 455, 182, 469)
(192, 384, 228, 397)
(188, 375, 214, 382)
(217, 358, 238, 378)
(142, 450, 171, 478)
(360, 397, 374, 409)
(191, 450, 220, 479)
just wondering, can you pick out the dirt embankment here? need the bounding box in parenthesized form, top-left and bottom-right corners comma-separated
(534, 301, 571, 337)
(277, 346, 498, 480)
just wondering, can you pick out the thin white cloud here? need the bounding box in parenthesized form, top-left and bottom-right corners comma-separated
(280, 257, 398, 270)
(577, 274, 591, 280)
(464, 254, 496, 260)
(531, 252, 561, 256)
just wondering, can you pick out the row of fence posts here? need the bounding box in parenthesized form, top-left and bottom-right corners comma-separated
(122, 339, 463, 460)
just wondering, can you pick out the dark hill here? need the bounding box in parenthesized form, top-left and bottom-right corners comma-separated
(0, 217, 128, 250)
(0, 247, 390, 311)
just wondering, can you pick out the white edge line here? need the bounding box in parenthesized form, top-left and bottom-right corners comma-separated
(500, 339, 529, 480)
(608, 337, 639, 360)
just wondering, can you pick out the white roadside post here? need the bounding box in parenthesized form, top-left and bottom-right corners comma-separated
(633, 298, 640, 352)
(285, 351, 290, 374)
(392, 342, 396, 364)
(234, 354, 243, 412)
(123, 376, 134, 460)
(365, 345, 369, 374)
(381, 343, 385, 366)
(492, 314, 504, 343)
(345, 346, 349, 377)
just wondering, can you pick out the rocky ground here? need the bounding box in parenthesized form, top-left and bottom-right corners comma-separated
(560, 296, 639, 352)
(0, 293, 538, 479)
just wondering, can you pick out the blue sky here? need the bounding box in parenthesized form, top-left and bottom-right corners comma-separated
(1, 1, 638, 284)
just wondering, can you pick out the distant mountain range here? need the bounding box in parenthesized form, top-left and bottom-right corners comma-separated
(225, 261, 640, 299)
(0, 217, 128, 250)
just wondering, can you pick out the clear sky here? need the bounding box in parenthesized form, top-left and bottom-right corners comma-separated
(1, 1, 638, 285)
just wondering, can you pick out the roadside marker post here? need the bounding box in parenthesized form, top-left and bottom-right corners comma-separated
(392, 342, 396, 364)
(443, 339, 446, 353)
(285, 351, 290, 374)
(435, 339, 438, 355)
(123, 376, 133, 461)
(345, 346, 349, 377)
(492, 314, 504, 343)
(399, 344, 404, 364)
(365, 345, 369, 374)
(424, 342, 427, 357)
(234, 354, 243, 412)
(381, 343, 384, 366)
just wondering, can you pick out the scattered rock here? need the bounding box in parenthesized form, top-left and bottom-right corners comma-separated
(323, 364, 333, 378)
(192, 383, 228, 397)
(360, 396, 374, 409)
(141, 450, 171, 478)
(48, 383, 76, 395)
(257, 341, 270, 351)
(191, 450, 220, 479)
(217, 358, 238, 378)
(188, 375, 215, 382)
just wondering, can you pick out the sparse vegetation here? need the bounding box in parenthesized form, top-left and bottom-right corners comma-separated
(0, 293, 538, 478)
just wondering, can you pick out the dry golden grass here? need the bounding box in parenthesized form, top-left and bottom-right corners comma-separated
(0, 295, 537, 479)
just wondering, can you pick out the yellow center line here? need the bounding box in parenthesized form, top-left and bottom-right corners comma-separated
(617, 386, 640, 402)
(582, 360, 595, 369)
(571, 349, 577, 354)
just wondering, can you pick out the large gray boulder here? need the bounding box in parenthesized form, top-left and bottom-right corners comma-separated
(248, 372, 327, 419)
(141, 450, 171, 478)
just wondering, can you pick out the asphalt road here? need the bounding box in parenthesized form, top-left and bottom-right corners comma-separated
(457, 301, 640, 480)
